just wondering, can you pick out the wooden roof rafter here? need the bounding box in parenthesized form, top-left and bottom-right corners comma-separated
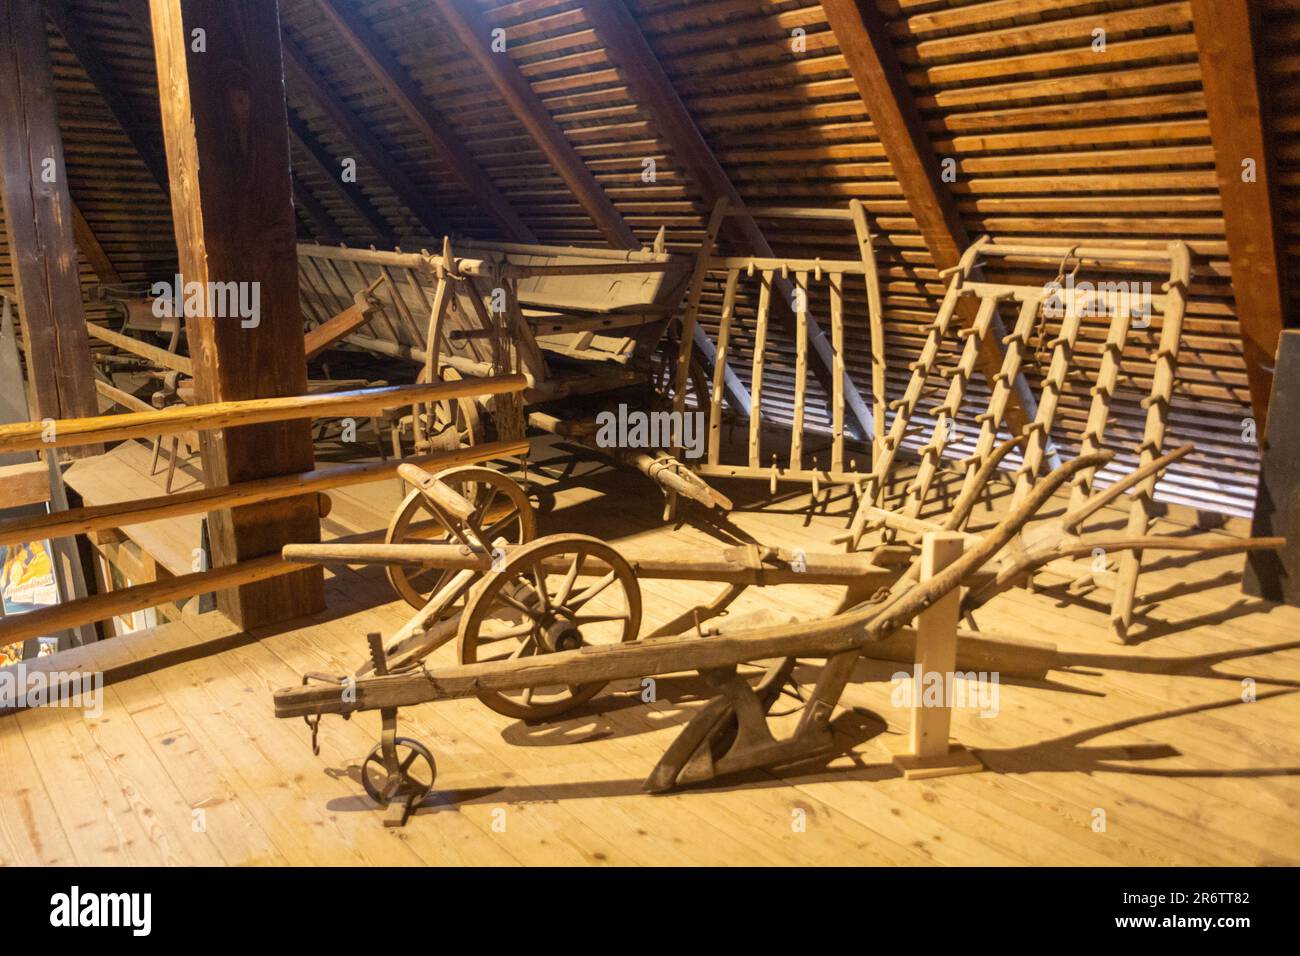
(114, 0, 408, 247)
(821, 0, 1035, 437)
(579, 0, 872, 440)
(286, 107, 396, 246)
(1190, 0, 1289, 432)
(429, 0, 638, 250)
(310, 0, 535, 243)
(278, 36, 445, 244)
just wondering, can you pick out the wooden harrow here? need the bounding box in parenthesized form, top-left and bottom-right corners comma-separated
(839, 237, 1196, 643)
(272, 456, 1282, 826)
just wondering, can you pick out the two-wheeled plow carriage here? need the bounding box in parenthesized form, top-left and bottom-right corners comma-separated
(272, 454, 1283, 827)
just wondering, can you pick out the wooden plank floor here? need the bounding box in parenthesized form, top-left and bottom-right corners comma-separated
(4, 437, 1299, 866)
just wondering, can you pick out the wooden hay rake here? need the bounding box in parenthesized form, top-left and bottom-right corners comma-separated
(840, 237, 1195, 643)
(272, 455, 1282, 826)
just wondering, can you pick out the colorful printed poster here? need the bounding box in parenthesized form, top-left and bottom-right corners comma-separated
(1, 540, 59, 664)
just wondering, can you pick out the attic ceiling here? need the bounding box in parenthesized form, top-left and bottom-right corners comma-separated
(2, 0, 1297, 517)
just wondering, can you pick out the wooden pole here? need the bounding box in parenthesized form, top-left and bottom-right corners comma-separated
(0, 376, 526, 454)
(0, 0, 100, 445)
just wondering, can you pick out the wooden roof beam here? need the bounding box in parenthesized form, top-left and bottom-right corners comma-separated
(281, 36, 445, 241)
(429, 0, 638, 249)
(312, 0, 535, 243)
(47, 0, 169, 194)
(822, 0, 1034, 436)
(286, 108, 395, 246)
(1190, 0, 1289, 431)
(580, 0, 872, 439)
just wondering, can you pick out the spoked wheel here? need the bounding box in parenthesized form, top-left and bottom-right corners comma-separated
(361, 736, 436, 807)
(385, 466, 536, 609)
(411, 365, 482, 452)
(459, 535, 642, 721)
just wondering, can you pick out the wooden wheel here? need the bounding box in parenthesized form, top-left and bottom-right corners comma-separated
(459, 534, 641, 720)
(385, 466, 535, 609)
(412, 365, 482, 452)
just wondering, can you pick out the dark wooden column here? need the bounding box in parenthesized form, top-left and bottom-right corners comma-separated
(0, 0, 99, 430)
(1191, 0, 1290, 432)
(148, 0, 323, 628)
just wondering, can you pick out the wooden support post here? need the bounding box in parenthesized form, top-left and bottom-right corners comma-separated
(1190, 0, 1289, 432)
(0, 0, 100, 439)
(887, 531, 983, 779)
(148, 0, 324, 628)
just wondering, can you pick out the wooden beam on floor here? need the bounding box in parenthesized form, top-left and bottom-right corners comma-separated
(821, 0, 1031, 435)
(313, 0, 534, 243)
(148, 0, 324, 629)
(430, 0, 637, 249)
(0, 0, 100, 435)
(1190, 0, 1289, 432)
(281, 36, 443, 241)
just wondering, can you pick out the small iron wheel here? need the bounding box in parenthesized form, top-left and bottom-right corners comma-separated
(459, 534, 641, 721)
(361, 737, 437, 807)
(385, 465, 536, 609)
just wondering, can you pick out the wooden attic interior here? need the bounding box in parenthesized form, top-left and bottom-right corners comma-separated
(0, 0, 1298, 866)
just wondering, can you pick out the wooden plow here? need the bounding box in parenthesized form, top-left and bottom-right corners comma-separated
(271, 454, 1282, 826)
(839, 237, 1195, 643)
(673, 200, 883, 495)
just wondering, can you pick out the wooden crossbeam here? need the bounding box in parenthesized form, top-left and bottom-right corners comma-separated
(312, 0, 534, 243)
(1190, 0, 1289, 431)
(430, 0, 637, 249)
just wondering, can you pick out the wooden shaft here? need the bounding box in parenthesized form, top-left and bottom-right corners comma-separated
(789, 270, 809, 468)
(282, 540, 907, 587)
(0, 439, 527, 549)
(1010, 295, 1085, 504)
(86, 322, 194, 375)
(706, 269, 740, 467)
(829, 272, 846, 471)
(672, 199, 728, 458)
(0, 376, 526, 453)
(748, 270, 774, 467)
(850, 199, 886, 454)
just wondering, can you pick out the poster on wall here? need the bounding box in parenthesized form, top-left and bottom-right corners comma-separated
(1, 540, 59, 665)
